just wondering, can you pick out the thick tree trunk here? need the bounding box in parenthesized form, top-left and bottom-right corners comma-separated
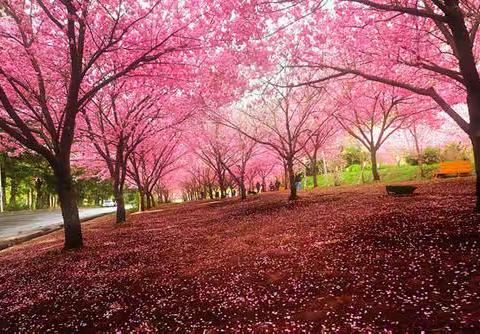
(54, 165, 83, 249)
(370, 149, 380, 181)
(146, 193, 152, 209)
(287, 159, 297, 200)
(471, 136, 480, 212)
(240, 182, 247, 200)
(115, 190, 126, 224)
(138, 190, 145, 212)
(149, 192, 156, 208)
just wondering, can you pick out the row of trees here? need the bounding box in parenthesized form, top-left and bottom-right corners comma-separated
(183, 77, 440, 201)
(2, 0, 479, 250)
(0, 0, 265, 249)
(0, 153, 114, 211)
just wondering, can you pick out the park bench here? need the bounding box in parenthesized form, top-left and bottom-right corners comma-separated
(386, 185, 417, 196)
(434, 160, 473, 178)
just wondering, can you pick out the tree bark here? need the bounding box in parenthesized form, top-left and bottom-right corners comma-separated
(54, 165, 83, 249)
(146, 192, 152, 209)
(149, 192, 156, 208)
(471, 136, 480, 212)
(370, 149, 380, 181)
(240, 182, 247, 200)
(35, 178, 45, 209)
(312, 155, 318, 188)
(115, 190, 126, 224)
(8, 178, 17, 208)
(0, 165, 5, 212)
(138, 190, 145, 212)
(287, 159, 297, 200)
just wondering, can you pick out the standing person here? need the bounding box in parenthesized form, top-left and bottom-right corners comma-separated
(274, 178, 281, 191)
(255, 181, 261, 194)
(269, 182, 274, 191)
(294, 173, 303, 192)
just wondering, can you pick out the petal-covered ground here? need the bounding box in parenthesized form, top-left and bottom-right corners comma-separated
(0, 178, 479, 332)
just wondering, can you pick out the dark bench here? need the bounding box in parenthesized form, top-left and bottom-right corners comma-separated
(386, 185, 417, 196)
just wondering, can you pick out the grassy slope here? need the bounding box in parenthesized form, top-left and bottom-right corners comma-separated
(305, 164, 439, 189)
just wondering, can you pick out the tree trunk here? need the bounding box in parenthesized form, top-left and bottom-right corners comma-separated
(149, 192, 156, 208)
(370, 149, 380, 181)
(361, 161, 366, 183)
(138, 190, 145, 212)
(8, 178, 17, 208)
(146, 193, 152, 209)
(471, 136, 480, 212)
(54, 165, 83, 249)
(0, 164, 5, 212)
(283, 161, 288, 189)
(413, 132, 425, 178)
(312, 156, 318, 188)
(35, 178, 45, 209)
(115, 189, 126, 224)
(287, 159, 297, 200)
(240, 182, 247, 200)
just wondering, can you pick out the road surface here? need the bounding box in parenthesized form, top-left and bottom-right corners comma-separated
(0, 207, 117, 242)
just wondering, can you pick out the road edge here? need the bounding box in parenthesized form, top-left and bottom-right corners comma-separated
(0, 212, 114, 251)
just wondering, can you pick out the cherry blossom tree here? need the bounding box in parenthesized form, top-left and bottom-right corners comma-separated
(249, 150, 281, 192)
(302, 113, 337, 188)
(128, 132, 183, 211)
(220, 82, 324, 200)
(221, 132, 258, 199)
(0, 1, 198, 248)
(196, 143, 232, 199)
(404, 114, 444, 177)
(334, 83, 422, 181)
(0, 0, 271, 248)
(80, 81, 175, 223)
(278, 0, 480, 210)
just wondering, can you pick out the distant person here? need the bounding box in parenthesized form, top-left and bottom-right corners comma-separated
(295, 173, 303, 191)
(269, 182, 274, 191)
(255, 182, 261, 193)
(275, 179, 281, 191)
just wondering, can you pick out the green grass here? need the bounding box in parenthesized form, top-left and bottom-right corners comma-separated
(304, 164, 440, 189)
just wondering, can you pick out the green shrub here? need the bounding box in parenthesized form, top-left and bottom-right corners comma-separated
(405, 147, 441, 166)
(405, 152, 419, 166)
(341, 146, 368, 167)
(346, 164, 362, 172)
(423, 147, 441, 164)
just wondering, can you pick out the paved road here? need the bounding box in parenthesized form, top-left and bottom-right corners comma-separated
(0, 207, 117, 241)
